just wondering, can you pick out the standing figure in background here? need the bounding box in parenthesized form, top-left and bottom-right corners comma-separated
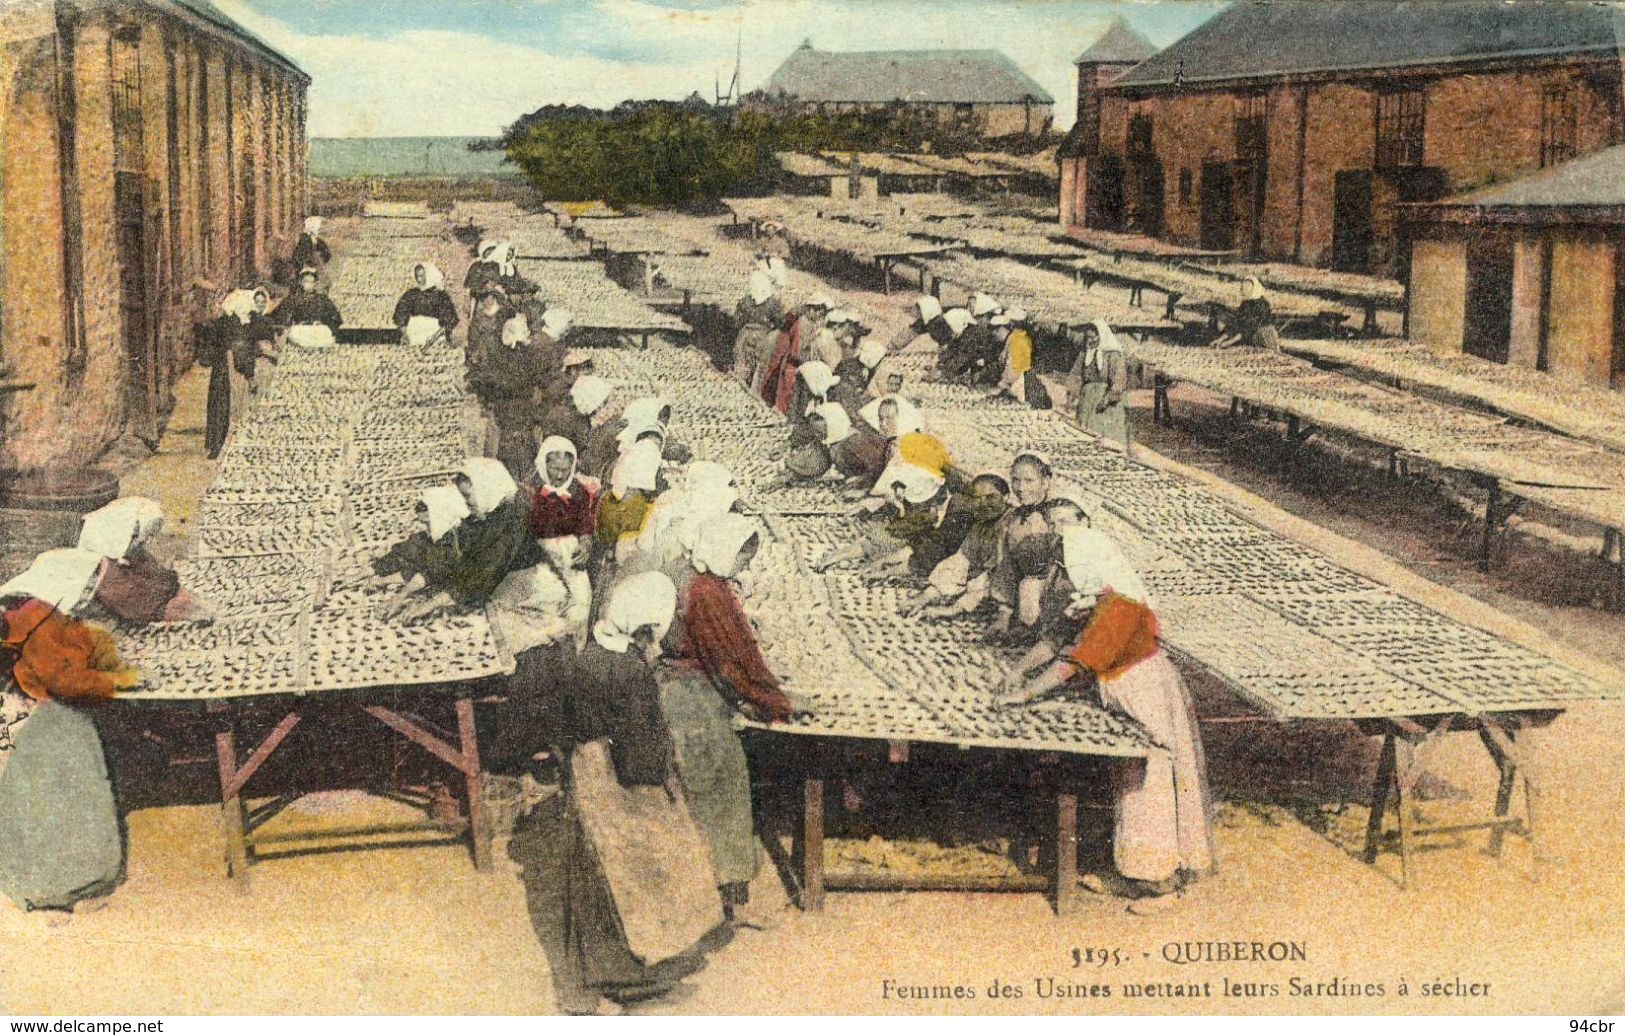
(785, 361, 839, 442)
(531, 309, 576, 405)
(958, 293, 1005, 385)
(732, 271, 783, 388)
(932, 308, 977, 381)
(291, 216, 330, 279)
(199, 289, 253, 459)
(393, 262, 461, 338)
(758, 294, 833, 413)
(0, 548, 140, 919)
(464, 290, 513, 371)
(666, 515, 793, 929)
(469, 313, 551, 482)
(464, 241, 514, 317)
(546, 374, 615, 455)
(831, 334, 884, 414)
(555, 571, 721, 1015)
(992, 308, 1051, 410)
(231, 288, 280, 422)
(1070, 318, 1129, 449)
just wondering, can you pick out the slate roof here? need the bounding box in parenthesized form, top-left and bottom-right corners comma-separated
(1075, 15, 1157, 65)
(1407, 144, 1625, 227)
(760, 44, 1054, 105)
(1110, 1, 1624, 91)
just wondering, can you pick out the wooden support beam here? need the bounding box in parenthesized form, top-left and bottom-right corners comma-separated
(221, 710, 301, 800)
(802, 777, 825, 912)
(209, 703, 252, 887)
(1055, 791, 1079, 916)
(456, 696, 491, 871)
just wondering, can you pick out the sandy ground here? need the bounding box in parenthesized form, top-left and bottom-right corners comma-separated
(3, 209, 1623, 1016)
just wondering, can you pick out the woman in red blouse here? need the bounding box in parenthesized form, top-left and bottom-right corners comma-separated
(997, 525, 1214, 916)
(0, 549, 139, 917)
(664, 513, 793, 929)
(528, 435, 601, 545)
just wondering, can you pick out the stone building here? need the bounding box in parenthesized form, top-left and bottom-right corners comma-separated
(1062, 1, 1625, 275)
(0, 0, 309, 473)
(752, 41, 1055, 142)
(1059, 16, 1158, 231)
(1407, 144, 1625, 389)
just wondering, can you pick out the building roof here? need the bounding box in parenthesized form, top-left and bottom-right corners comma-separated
(1413, 144, 1625, 225)
(1075, 15, 1157, 65)
(166, 0, 307, 79)
(1110, 1, 1624, 91)
(760, 43, 1054, 105)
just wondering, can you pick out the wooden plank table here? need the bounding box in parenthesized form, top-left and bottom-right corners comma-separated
(772, 737, 1092, 915)
(204, 685, 495, 887)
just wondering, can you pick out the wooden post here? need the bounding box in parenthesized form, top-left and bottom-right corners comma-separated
(802, 777, 825, 912)
(456, 696, 491, 872)
(1480, 480, 1502, 573)
(1394, 736, 1417, 890)
(1520, 723, 1548, 876)
(1482, 725, 1518, 858)
(210, 703, 251, 888)
(1055, 790, 1079, 916)
(1362, 732, 1396, 865)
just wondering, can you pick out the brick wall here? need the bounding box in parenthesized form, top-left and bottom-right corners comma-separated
(0, 3, 309, 473)
(1079, 55, 1625, 272)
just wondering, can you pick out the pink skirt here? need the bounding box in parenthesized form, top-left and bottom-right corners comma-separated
(1098, 650, 1216, 883)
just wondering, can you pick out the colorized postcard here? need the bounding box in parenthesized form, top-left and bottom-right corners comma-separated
(0, 0, 1623, 1020)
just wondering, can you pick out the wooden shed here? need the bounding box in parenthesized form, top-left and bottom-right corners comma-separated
(1405, 144, 1625, 390)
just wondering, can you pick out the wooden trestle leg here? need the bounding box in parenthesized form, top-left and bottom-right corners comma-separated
(802, 777, 825, 912)
(1055, 791, 1079, 916)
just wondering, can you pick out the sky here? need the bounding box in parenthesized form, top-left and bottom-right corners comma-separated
(213, 0, 1225, 138)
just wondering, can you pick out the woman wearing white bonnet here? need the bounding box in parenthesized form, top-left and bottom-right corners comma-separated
(555, 569, 726, 1013)
(78, 498, 211, 624)
(998, 524, 1214, 914)
(661, 512, 794, 928)
(393, 262, 460, 340)
(733, 271, 784, 388)
(1070, 317, 1130, 449)
(1211, 276, 1278, 350)
(0, 546, 139, 916)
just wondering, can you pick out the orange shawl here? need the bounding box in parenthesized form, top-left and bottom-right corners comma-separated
(1065, 591, 1159, 682)
(2, 599, 136, 703)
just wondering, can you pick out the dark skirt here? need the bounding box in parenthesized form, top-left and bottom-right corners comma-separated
(562, 740, 723, 1004)
(205, 362, 231, 458)
(487, 643, 572, 771)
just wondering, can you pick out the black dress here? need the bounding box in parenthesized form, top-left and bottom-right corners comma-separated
(392, 287, 461, 332)
(197, 316, 243, 458)
(291, 233, 331, 272)
(468, 344, 551, 481)
(272, 289, 343, 331)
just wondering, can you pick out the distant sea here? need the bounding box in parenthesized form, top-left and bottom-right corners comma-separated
(309, 137, 519, 178)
